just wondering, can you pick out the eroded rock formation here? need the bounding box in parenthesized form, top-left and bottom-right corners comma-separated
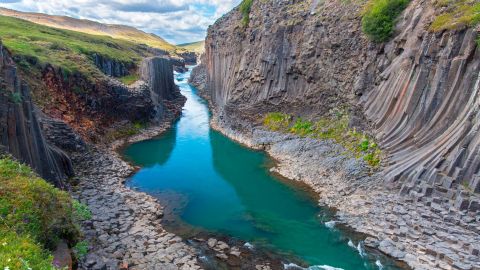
(203, 0, 480, 205)
(0, 42, 73, 186)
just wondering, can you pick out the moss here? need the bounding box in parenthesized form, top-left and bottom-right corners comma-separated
(430, 0, 480, 32)
(361, 0, 411, 42)
(239, 0, 254, 27)
(105, 121, 148, 141)
(0, 157, 87, 269)
(263, 112, 383, 168)
(119, 74, 139, 85)
(263, 112, 291, 131)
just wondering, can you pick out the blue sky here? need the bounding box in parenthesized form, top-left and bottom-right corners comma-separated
(0, 0, 241, 44)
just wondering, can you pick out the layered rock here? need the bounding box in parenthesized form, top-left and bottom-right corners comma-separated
(140, 56, 180, 101)
(0, 42, 73, 186)
(359, 3, 480, 210)
(93, 53, 133, 77)
(203, 0, 480, 202)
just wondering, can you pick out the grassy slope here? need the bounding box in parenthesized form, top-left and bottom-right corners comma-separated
(177, 41, 205, 54)
(0, 157, 86, 269)
(0, 15, 153, 79)
(0, 8, 180, 53)
(430, 0, 480, 31)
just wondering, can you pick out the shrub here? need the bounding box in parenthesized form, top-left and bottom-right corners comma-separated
(239, 0, 254, 27)
(361, 0, 410, 42)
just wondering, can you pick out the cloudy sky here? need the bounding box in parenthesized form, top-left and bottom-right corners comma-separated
(0, 0, 241, 44)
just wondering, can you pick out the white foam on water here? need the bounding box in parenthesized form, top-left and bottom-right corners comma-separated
(376, 260, 384, 270)
(324, 220, 336, 229)
(347, 239, 355, 248)
(283, 263, 344, 270)
(357, 241, 366, 258)
(244, 242, 254, 249)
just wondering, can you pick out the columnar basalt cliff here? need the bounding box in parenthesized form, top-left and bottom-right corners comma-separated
(200, 0, 480, 268)
(203, 0, 480, 201)
(0, 42, 73, 186)
(140, 56, 179, 101)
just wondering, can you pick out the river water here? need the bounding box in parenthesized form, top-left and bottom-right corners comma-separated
(122, 67, 404, 270)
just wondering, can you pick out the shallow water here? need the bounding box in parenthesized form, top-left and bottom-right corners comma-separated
(122, 67, 404, 270)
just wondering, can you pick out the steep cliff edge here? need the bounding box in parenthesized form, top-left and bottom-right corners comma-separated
(201, 0, 480, 268)
(0, 41, 73, 186)
(204, 0, 480, 200)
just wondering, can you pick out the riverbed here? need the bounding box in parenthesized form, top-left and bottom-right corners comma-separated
(121, 67, 404, 270)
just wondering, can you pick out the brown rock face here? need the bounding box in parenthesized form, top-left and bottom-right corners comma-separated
(0, 42, 73, 186)
(203, 0, 480, 201)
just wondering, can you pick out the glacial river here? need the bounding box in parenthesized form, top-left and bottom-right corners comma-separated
(122, 67, 404, 270)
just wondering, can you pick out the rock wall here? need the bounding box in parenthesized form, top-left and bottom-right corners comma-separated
(39, 64, 156, 141)
(203, 0, 480, 206)
(140, 56, 179, 101)
(0, 42, 73, 187)
(93, 53, 132, 77)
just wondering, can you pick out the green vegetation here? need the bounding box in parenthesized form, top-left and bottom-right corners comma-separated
(263, 112, 382, 167)
(177, 41, 205, 54)
(430, 0, 480, 32)
(0, 157, 88, 269)
(73, 241, 89, 259)
(105, 121, 147, 141)
(119, 74, 140, 85)
(361, 0, 410, 42)
(240, 0, 254, 27)
(264, 112, 292, 131)
(0, 15, 150, 80)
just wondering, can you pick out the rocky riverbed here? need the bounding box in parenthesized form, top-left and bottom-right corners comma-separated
(71, 147, 201, 270)
(210, 111, 480, 270)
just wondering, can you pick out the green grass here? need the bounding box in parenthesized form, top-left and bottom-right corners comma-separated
(430, 0, 480, 32)
(177, 41, 205, 54)
(0, 157, 87, 269)
(239, 0, 254, 27)
(119, 74, 139, 85)
(0, 15, 150, 80)
(263, 112, 382, 167)
(361, 0, 411, 42)
(264, 112, 292, 131)
(105, 121, 148, 141)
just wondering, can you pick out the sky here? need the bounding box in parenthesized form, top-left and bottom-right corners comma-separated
(0, 0, 241, 44)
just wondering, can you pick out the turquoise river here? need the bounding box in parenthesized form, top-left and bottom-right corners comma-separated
(122, 67, 404, 270)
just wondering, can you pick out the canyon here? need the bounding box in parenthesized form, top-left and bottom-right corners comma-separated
(1, 0, 480, 269)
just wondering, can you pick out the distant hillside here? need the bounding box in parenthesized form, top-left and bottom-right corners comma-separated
(178, 41, 205, 54)
(0, 14, 155, 81)
(0, 7, 180, 53)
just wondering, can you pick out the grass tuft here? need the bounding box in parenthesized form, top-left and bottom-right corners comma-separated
(263, 112, 382, 168)
(240, 0, 254, 27)
(119, 74, 139, 85)
(430, 0, 480, 32)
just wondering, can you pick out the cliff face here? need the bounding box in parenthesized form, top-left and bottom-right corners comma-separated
(204, 0, 480, 205)
(140, 56, 179, 101)
(0, 42, 73, 187)
(205, 0, 369, 116)
(93, 53, 133, 78)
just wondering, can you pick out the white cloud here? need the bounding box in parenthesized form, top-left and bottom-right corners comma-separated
(0, 0, 241, 44)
